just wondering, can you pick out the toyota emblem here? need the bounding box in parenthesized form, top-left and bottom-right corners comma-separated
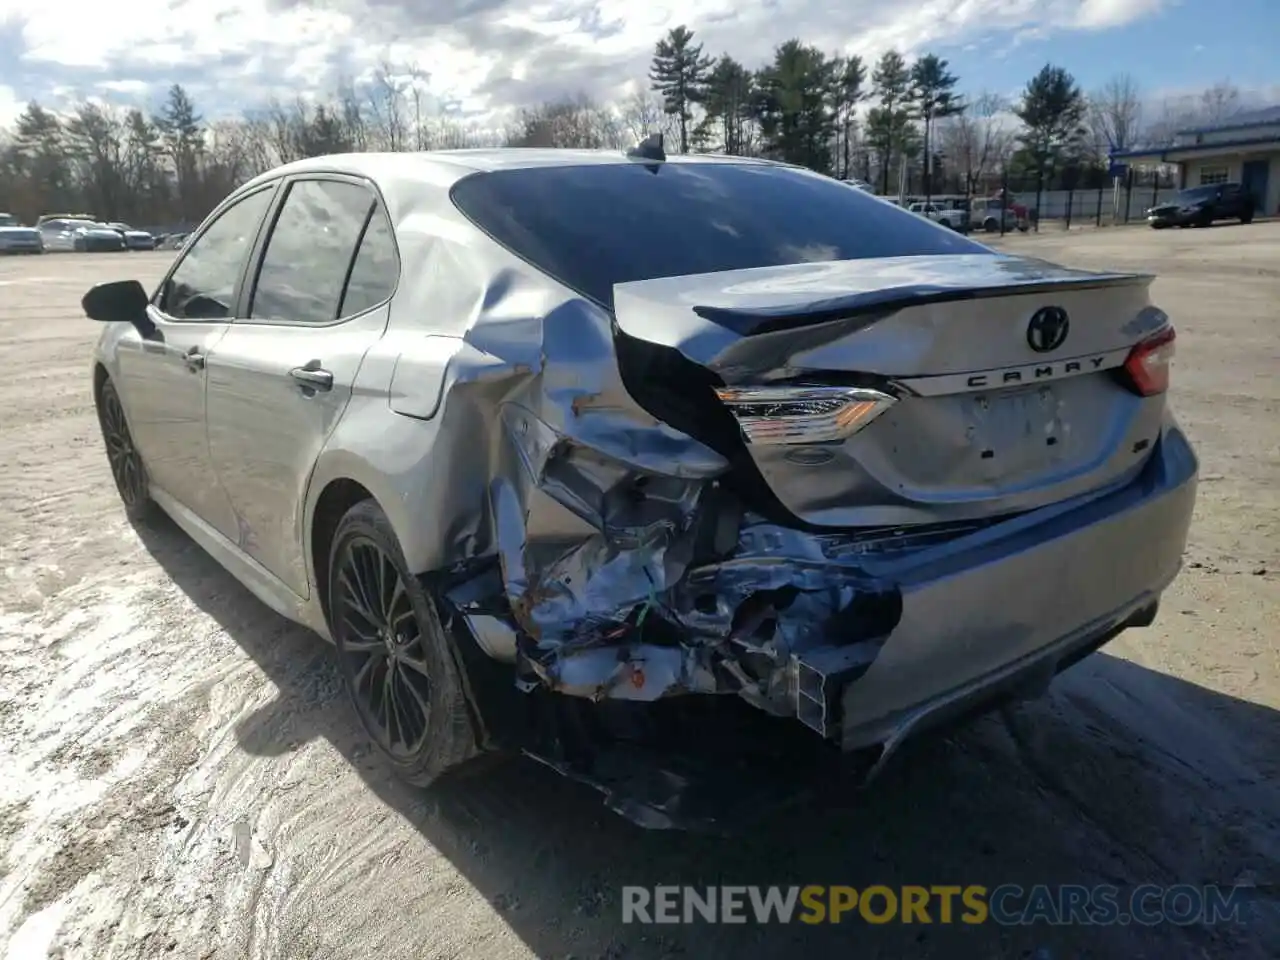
(1027, 306, 1070, 353)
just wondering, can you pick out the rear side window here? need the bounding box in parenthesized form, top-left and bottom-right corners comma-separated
(338, 210, 398, 317)
(450, 162, 987, 308)
(250, 179, 375, 325)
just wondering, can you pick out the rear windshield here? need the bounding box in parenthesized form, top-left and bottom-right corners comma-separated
(450, 162, 988, 308)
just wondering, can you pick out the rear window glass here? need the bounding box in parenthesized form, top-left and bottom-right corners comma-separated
(450, 162, 987, 308)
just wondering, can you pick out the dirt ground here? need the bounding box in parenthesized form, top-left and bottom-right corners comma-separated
(1, 224, 1277, 960)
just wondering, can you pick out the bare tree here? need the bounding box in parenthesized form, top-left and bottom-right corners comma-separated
(617, 88, 676, 146)
(1147, 81, 1246, 145)
(334, 78, 371, 152)
(401, 63, 431, 151)
(1200, 81, 1241, 123)
(506, 95, 626, 149)
(367, 62, 410, 151)
(1088, 73, 1142, 155)
(256, 98, 309, 164)
(938, 92, 1012, 196)
(65, 102, 126, 218)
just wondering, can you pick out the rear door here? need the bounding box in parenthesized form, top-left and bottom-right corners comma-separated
(40, 220, 71, 251)
(204, 175, 400, 598)
(1218, 183, 1244, 217)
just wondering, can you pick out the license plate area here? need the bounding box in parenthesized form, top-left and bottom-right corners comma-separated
(966, 384, 1066, 480)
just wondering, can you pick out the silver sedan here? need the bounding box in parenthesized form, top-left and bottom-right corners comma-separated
(82, 144, 1197, 828)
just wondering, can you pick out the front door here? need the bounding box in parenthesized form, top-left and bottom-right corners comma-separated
(1241, 159, 1270, 213)
(205, 176, 400, 598)
(116, 184, 277, 534)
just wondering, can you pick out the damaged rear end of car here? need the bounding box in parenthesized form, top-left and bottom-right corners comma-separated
(382, 158, 1197, 827)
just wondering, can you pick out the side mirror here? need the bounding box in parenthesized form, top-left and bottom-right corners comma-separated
(82, 279, 156, 337)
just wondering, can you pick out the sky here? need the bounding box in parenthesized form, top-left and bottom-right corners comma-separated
(0, 0, 1276, 128)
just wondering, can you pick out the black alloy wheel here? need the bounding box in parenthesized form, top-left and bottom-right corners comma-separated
(97, 378, 152, 521)
(328, 499, 480, 785)
(334, 536, 433, 758)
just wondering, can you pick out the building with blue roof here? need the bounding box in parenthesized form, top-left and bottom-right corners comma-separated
(1111, 105, 1280, 217)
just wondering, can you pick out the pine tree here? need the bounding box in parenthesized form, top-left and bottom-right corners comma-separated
(754, 40, 837, 173)
(155, 84, 204, 220)
(910, 54, 964, 202)
(831, 56, 867, 179)
(703, 55, 754, 155)
(869, 50, 914, 194)
(1015, 64, 1087, 226)
(649, 26, 713, 153)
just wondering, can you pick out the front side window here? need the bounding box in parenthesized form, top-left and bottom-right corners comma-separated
(157, 187, 275, 321)
(451, 162, 987, 310)
(1177, 185, 1220, 203)
(249, 179, 374, 325)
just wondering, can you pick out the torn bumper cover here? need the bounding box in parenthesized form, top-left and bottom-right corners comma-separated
(448, 394, 1197, 752)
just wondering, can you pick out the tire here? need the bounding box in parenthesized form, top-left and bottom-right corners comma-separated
(96, 377, 154, 522)
(1241, 210, 1254, 225)
(327, 499, 481, 786)
(983, 218, 999, 233)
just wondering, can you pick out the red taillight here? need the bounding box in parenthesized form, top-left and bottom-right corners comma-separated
(1122, 326, 1176, 396)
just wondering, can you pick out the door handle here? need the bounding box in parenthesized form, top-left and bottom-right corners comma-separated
(289, 362, 334, 392)
(183, 346, 205, 370)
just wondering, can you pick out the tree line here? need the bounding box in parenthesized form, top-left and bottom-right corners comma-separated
(0, 26, 1254, 229)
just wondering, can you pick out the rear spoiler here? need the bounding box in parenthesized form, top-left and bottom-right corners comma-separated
(692, 272, 1153, 337)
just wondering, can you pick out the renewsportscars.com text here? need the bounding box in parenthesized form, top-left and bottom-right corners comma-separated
(621, 884, 1252, 926)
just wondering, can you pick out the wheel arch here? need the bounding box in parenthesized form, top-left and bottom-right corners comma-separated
(309, 476, 377, 628)
(305, 450, 424, 630)
(92, 362, 109, 406)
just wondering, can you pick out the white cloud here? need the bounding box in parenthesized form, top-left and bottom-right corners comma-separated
(0, 84, 22, 126)
(97, 80, 152, 95)
(0, 0, 1173, 123)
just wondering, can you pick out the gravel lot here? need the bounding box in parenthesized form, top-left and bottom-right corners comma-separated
(1, 226, 1278, 960)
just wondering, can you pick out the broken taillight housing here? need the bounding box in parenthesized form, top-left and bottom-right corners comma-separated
(1121, 326, 1176, 396)
(714, 385, 896, 445)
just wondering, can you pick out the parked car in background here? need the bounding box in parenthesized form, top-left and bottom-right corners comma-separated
(0, 216, 44, 254)
(105, 222, 158, 250)
(1146, 182, 1255, 228)
(82, 146, 1196, 828)
(971, 197, 1028, 233)
(37, 212, 97, 227)
(841, 178, 874, 191)
(907, 199, 970, 233)
(40, 218, 127, 253)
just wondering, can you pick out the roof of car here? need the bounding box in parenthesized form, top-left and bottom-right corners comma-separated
(240, 148, 784, 195)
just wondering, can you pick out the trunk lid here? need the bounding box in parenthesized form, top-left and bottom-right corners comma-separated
(612, 253, 1170, 528)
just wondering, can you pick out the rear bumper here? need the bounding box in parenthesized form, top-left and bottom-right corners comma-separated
(835, 420, 1197, 752)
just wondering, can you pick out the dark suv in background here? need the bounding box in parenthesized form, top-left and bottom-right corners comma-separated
(1147, 182, 1255, 228)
